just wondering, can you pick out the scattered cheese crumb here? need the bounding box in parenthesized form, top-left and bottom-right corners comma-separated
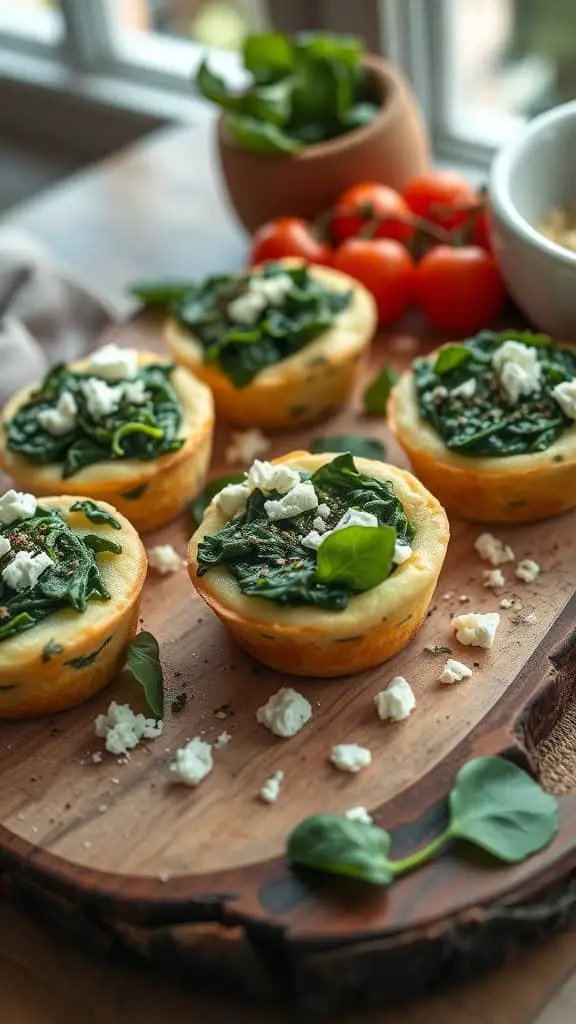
(451, 378, 477, 399)
(246, 460, 300, 495)
(552, 379, 576, 420)
(515, 559, 540, 583)
(0, 536, 10, 559)
(225, 428, 270, 465)
(227, 289, 266, 325)
(374, 676, 416, 722)
(2, 550, 53, 591)
(524, 612, 538, 625)
(458, 594, 470, 603)
(439, 658, 473, 685)
(0, 489, 36, 525)
(316, 503, 330, 519)
(483, 568, 506, 590)
(330, 743, 372, 773)
(443, 591, 454, 600)
(98, 804, 108, 814)
(256, 687, 312, 738)
(259, 769, 284, 804)
(452, 611, 500, 649)
(94, 701, 163, 755)
(170, 737, 213, 786)
(147, 544, 184, 575)
(500, 597, 516, 609)
(92, 751, 102, 764)
(89, 342, 138, 380)
(345, 806, 373, 824)
(264, 481, 318, 521)
(393, 540, 413, 565)
(214, 730, 231, 748)
(37, 389, 78, 436)
(79, 378, 123, 420)
(214, 482, 250, 519)
(492, 340, 541, 402)
(474, 532, 515, 566)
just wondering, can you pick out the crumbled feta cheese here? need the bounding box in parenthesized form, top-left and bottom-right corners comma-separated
(264, 481, 318, 521)
(37, 390, 78, 436)
(227, 289, 266, 324)
(251, 272, 293, 305)
(316, 503, 330, 519)
(459, 594, 470, 603)
(94, 701, 163, 755)
(246, 460, 300, 495)
(256, 687, 312, 738)
(431, 385, 448, 401)
(259, 769, 284, 804)
(92, 751, 102, 764)
(345, 806, 373, 824)
(374, 676, 416, 722)
(330, 743, 372, 773)
(89, 342, 138, 381)
(451, 378, 477, 399)
(122, 378, 149, 405)
(515, 559, 540, 583)
(483, 568, 506, 590)
(170, 737, 213, 786)
(524, 611, 538, 624)
(452, 611, 500, 649)
(147, 544, 183, 575)
(500, 597, 516, 609)
(552, 379, 576, 420)
(214, 482, 250, 519)
(302, 506, 377, 550)
(225, 428, 270, 465)
(439, 658, 473, 685)
(0, 536, 11, 559)
(311, 516, 328, 533)
(0, 490, 36, 525)
(492, 340, 541, 403)
(393, 540, 412, 565)
(214, 730, 231, 748)
(2, 550, 53, 591)
(474, 532, 514, 566)
(80, 378, 123, 420)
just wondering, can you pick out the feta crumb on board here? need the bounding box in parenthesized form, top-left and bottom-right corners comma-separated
(37, 390, 78, 436)
(259, 769, 284, 804)
(374, 676, 416, 722)
(264, 481, 318, 521)
(0, 536, 11, 559)
(2, 550, 53, 591)
(524, 612, 538, 625)
(439, 659, 473, 685)
(0, 489, 36, 525)
(89, 342, 138, 381)
(483, 568, 506, 590)
(500, 597, 516, 609)
(452, 611, 500, 649)
(552, 379, 576, 420)
(94, 701, 163, 756)
(147, 544, 184, 575)
(515, 559, 541, 583)
(345, 806, 373, 824)
(215, 482, 250, 518)
(247, 460, 300, 495)
(331, 743, 372, 773)
(225, 428, 270, 465)
(474, 533, 514, 566)
(170, 737, 213, 786)
(256, 687, 312, 738)
(214, 730, 231, 748)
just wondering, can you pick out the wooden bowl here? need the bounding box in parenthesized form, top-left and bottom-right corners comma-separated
(217, 55, 429, 233)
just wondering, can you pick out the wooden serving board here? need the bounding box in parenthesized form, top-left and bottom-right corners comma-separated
(1, 313, 576, 1015)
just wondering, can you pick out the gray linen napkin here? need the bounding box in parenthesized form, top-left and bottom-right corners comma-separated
(0, 228, 115, 405)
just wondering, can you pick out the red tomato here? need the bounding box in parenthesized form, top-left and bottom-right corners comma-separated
(415, 245, 506, 334)
(333, 238, 415, 325)
(402, 171, 479, 231)
(250, 217, 332, 266)
(331, 182, 413, 245)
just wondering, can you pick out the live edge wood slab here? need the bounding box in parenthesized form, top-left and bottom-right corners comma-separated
(1, 314, 576, 1016)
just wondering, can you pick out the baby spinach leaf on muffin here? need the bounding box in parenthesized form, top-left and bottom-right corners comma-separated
(315, 524, 396, 590)
(70, 500, 122, 529)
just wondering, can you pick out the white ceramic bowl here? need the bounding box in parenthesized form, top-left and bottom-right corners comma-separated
(489, 101, 576, 339)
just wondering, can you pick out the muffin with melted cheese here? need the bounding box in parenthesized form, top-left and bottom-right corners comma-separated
(163, 258, 377, 428)
(188, 452, 449, 677)
(0, 489, 146, 717)
(390, 330, 576, 523)
(0, 342, 214, 533)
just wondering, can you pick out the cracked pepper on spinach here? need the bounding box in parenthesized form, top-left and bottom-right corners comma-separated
(413, 330, 576, 458)
(197, 453, 414, 611)
(131, 263, 352, 388)
(6, 363, 184, 478)
(0, 503, 121, 643)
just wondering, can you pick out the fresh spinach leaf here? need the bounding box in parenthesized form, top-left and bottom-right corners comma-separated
(225, 114, 300, 153)
(126, 631, 164, 719)
(315, 524, 396, 591)
(363, 365, 398, 414)
(70, 500, 122, 530)
(287, 813, 394, 885)
(65, 635, 112, 669)
(41, 638, 64, 662)
(310, 434, 385, 461)
(130, 280, 194, 306)
(195, 59, 242, 111)
(243, 32, 294, 83)
(434, 344, 473, 375)
(190, 472, 245, 525)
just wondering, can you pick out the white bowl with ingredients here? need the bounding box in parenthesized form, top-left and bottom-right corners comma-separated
(489, 100, 576, 339)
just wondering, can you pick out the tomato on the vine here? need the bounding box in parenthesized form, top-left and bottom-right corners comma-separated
(332, 238, 415, 325)
(415, 244, 506, 334)
(250, 217, 332, 266)
(402, 171, 479, 232)
(331, 182, 413, 245)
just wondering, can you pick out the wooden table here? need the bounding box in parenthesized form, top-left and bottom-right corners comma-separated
(2, 123, 576, 1024)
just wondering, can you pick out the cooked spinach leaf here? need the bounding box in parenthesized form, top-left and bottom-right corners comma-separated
(196, 453, 413, 611)
(363, 364, 398, 414)
(42, 638, 64, 662)
(414, 330, 576, 458)
(170, 263, 351, 388)
(0, 506, 121, 643)
(65, 634, 112, 669)
(70, 500, 122, 530)
(6, 362, 184, 478)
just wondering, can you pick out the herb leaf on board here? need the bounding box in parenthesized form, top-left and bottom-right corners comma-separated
(310, 435, 386, 461)
(363, 365, 399, 414)
(126, 631, 164, 719)
(70, 500, 122, 530)
(315, 524, 396, 591)
(287, 814, 394, 885)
